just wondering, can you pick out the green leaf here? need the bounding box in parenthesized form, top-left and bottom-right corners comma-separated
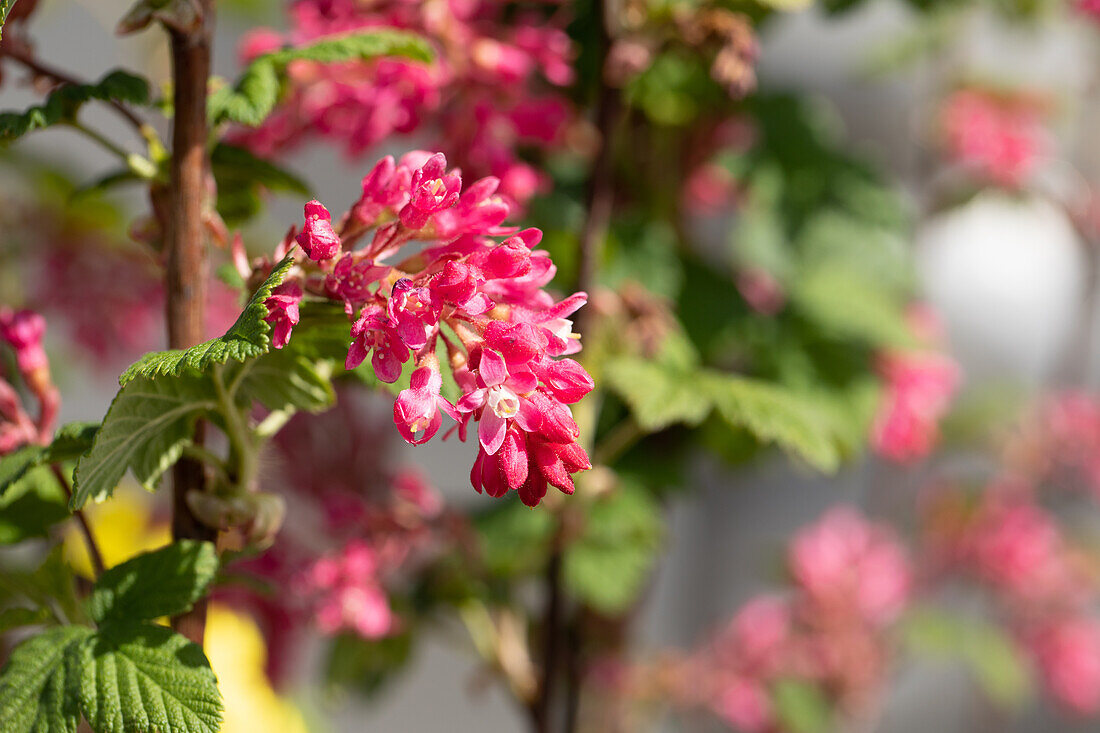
(0, 0, 15, 42)
(0, 465, 69, 544)
(211, 143, 311, 226)
(474, 498, 556, 578)
(324, 631, 413, 697)
(0, 626, 93, 733)
(604, 358, 712, 432)
(0, 548, 84, 625)
(0, 606, 52, 633)
(210, 30, 433, 127)
(771, 679, 833, 733)
(44, 423, 100, 465)
(0, 445, 47, 498)
(233, 349, 335, 414)
(902, 608, 1031, 709)
(563, 484, 663, 614)
(87, 541, 218, 624)
(78, 622, 223, 733)
(703, 374, 841, 472)
(791, 265, 914, 349)
(70, 373, 215, 509)
(0, 70, 150, 144)
(121, 253, 294, 384)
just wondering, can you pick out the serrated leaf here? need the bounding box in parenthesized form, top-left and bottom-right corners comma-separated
(233, 349, 335, 414)
(0, 70, 150, 144)
(604, 358, 712, 432)
(0, 0, 15, 41)
(121, 253, 294, 384)
(0, 626, 92, 733)
(210, 30, 433, 127)
(79, 622, 223, 733)
(87, 541, 218, 624)
(70, 374, 215, 509)
(563, 484, 663, 614)
(703, 374, 840, 472)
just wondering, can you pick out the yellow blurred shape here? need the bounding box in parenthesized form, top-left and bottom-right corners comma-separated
(206, 605, 311, 733)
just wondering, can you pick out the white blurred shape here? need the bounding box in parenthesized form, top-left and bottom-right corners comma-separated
(917, 192, 1086, 384)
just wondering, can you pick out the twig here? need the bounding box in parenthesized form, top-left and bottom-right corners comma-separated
(534, 528, 565, 733)
(4, 48, 147, 133)
(50, 464, 105, 578)
(164, 0, 217, 647)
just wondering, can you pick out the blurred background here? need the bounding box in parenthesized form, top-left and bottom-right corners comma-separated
(4, 0, 1100, 731)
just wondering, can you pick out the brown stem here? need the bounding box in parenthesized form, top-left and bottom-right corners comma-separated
(574, 0, 621, 337)
(4, 47, 147, 132)
(164, 1, 216, 646)
(534, 529, 565, 733)
(51, 464, 105, 578)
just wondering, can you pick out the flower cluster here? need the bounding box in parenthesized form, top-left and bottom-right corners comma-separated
(254, 151, 594, 507)
(921, 482, 1100, 713)
(870, 308, 960, 463)
(939, 87, 1050, 189)
(234, 0, 577, 209)
(0, 308, 58, 454)
(637, 508, 911, 732)
(303, 539, 394, 639)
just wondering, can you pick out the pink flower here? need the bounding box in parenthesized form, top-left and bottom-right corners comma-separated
(393, 365, 459, 445)
(714, 677, 773, 733)
(263, 282, 303, 349)
(325, 254, 388, 312)
(1026, 616, 1100, 714)
(399, 153, 461, 230)
(346, 305, 409, 382)
(306, 540, 394, 640)
(429, 260, 493, 315)
(940, 88, 1049, 188)
(718, 595, 791, 674)
(788, 507, 912, 626)
(871, 351, 960, 463)
(0, 309, 48, 374)
(457, 349, 541, 454)
(387, 279, 441, 350)
(296, 200, 342, 261)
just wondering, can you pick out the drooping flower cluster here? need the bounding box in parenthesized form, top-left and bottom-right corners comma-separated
(631, 508, 911, 732)
(939, 87, 1050, 189)
(234, 0, 577, 209)
(0, 308, 58, 454)
(253, 151, 593, 507)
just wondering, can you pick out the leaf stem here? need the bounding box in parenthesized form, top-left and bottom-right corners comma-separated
(3, 47, 147, 133)
(50, 464, 106, 578)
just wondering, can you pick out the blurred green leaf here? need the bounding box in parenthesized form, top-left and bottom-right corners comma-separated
(902, 608, 1032, 709)
(563, 483, 663, 614)
(324, 631, 414, 698)
(0, 71, 150, 144)
(771, 679, 833, 733)
(474, 498, 555, 578)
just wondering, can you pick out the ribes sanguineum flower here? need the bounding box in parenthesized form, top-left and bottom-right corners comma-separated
(0, 309, 48, 373)
(247, 150, 593, 505)
(263, 282, 303, 350)
(296, 200, 342, 261)
(393, 365, 459, 445)
(346, 306, 409, 383)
